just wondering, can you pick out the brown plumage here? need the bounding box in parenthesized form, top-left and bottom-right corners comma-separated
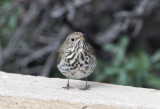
(57, 32, 96, 90)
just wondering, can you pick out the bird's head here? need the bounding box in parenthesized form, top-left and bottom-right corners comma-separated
(64, 32, 85, 51)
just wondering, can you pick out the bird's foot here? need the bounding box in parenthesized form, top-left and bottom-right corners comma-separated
(80, 84, 90, 90)
(63, 84, 73, 90)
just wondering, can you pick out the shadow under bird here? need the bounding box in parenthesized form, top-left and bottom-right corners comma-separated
(57, 32, 96, 90)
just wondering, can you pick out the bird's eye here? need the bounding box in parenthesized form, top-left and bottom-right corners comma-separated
(70, 38, 74, 42)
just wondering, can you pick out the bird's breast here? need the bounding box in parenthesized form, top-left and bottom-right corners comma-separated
(57, 49, 96, 79)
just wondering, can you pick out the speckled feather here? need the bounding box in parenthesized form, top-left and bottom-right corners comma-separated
(57, 32, 96, 79)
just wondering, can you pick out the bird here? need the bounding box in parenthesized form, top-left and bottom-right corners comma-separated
(57, 32, 96, 90)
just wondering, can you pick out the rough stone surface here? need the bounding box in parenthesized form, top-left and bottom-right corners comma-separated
(0, 71, 160, 109)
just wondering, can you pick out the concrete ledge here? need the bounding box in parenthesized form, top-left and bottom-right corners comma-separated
(0, 71, 160, 109)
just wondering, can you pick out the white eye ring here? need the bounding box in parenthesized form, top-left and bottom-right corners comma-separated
(70, 37, 74, 42)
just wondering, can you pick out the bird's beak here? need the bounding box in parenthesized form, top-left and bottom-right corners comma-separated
(79, 36, 84, 40)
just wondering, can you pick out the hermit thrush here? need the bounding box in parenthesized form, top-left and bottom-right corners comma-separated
(57, 32, 96, 90)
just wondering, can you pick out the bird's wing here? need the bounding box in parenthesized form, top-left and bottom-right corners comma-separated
(57, 44, 65, 64)
(87, 43, 96, 57)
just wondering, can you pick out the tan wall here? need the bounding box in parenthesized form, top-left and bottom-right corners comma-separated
(0, 71, 160, 109)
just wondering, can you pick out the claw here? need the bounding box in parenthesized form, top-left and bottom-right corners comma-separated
(80, 84, 90, 90)
(63, 78, 73, 90)
(63, 84, 74, 90)
(80, 78, 90, 90)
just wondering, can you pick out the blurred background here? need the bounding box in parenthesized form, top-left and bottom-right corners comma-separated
(0, 0, 160, 89)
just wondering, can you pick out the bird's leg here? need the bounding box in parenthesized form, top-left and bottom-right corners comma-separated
(63, 77, 73, 90)
(80, 77, 90, 90)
